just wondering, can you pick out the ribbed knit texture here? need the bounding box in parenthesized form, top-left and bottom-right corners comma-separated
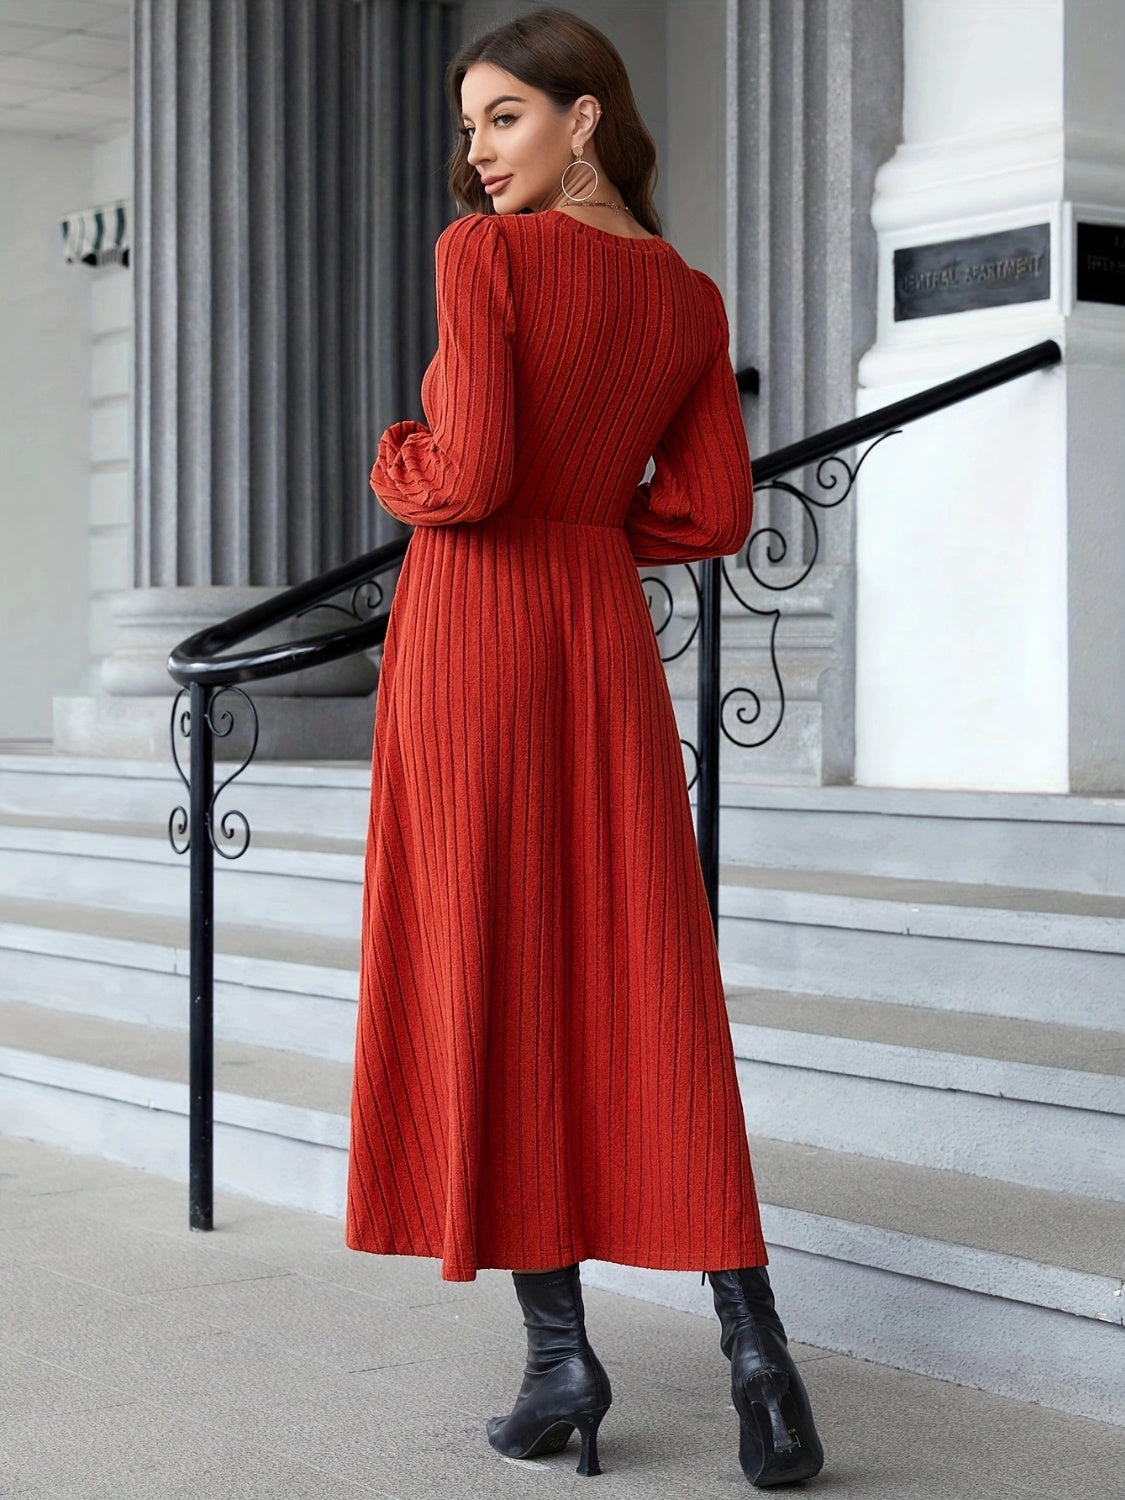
(346, 209, 766, 1281)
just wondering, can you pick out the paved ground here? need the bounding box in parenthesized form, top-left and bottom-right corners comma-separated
(1, 1136, 1122, 1500)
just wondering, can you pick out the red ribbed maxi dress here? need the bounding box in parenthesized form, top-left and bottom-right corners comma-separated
(346, 209, 767, 1281)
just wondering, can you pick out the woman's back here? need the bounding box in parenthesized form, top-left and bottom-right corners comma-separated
(409, 210, 749, 547)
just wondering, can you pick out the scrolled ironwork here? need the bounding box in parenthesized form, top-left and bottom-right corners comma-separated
(735, 429, 902, 600)
(202, 687, 258, 860)
(168, 803, 190, 854)
(720, 618, 785, 752)
(680, 736, 700, 792)
(640, 562, 702, 664)
(296, 576, 389, 626)
(169, 688, 192, 854)
(638, 564, 705, 778)
(167, 684, 257, 861)
(704, 431, 901, 753)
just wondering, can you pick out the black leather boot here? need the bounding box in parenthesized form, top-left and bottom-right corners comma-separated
(707, 1267, 824, 1487)
(486, 1264, 612, 1475)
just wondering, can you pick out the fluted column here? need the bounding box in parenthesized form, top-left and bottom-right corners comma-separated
(56, 0, 464, 758)
(354, 0, 462, 559)
(725, 0, 903, 784)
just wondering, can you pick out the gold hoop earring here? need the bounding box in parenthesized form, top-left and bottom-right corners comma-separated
(560, 147, 598, 204)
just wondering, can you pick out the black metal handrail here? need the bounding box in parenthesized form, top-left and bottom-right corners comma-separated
(694, 337, 1063, 919)
(168, 336, 1061, 1231)
(168, 537, 409, 688)
(752, 339, 1060, 484)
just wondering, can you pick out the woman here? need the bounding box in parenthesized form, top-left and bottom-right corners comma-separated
(345, 6, 824, 1489)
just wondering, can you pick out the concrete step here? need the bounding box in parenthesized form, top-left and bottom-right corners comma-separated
(9, 746, 1125, 894)
(1, 999, 1120, 1424)
(3, 898, 1121, 1195)
(595, 1141, 1125, 1428)
(4, 812, 1125, 1023)
(19, 744, 1125, 894)
(0, 813, 365, 939)
(0, 1002, 350, 1220)
(0, 897, 359, 1059)
(9, 747, 1125, 877)
(718, 862, 1125, 1029)
(728, 989, 1124, 1199)
(0, 743, 374, 842)
(717, 782, 1125, 897)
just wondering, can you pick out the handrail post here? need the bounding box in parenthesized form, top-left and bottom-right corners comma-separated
(188, 681, 215, 1230)
(696, 557, 721, 934)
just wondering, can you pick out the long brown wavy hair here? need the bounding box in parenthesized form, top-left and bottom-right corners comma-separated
(445, 6, 662, 236)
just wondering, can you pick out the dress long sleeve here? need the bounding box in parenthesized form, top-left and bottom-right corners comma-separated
(370, 213, 516, 526)
(624, 274, 754, 566)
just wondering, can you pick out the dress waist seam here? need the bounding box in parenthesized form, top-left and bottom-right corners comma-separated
(495, 514, 625, 531)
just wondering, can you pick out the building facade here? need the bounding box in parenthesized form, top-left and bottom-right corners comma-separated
(1, 0, 1122, 1425)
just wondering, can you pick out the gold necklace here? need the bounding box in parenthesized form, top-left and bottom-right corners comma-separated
(572, 200, 634, 215)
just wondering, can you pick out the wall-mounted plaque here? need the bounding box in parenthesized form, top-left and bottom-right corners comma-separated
(893, 224, 1050, 322)
(1076, 222, 1125, 307)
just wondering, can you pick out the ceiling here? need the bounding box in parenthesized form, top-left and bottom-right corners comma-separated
(0, 0, 130, 142)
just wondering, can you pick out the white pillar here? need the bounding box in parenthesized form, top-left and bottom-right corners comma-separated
(854, 0, 1125, 793)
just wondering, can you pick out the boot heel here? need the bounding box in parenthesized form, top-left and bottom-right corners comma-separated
(707, 1268, 824, 1488)
(736, 1370, 821, 1488)
(573, 1408, 607, 1476)
(752, 1370, 799, 1454)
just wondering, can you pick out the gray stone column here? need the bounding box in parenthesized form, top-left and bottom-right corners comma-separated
(724, 0, 903, 784)
(56, 0, 462, 759)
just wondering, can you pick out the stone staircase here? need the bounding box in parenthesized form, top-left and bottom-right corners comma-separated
(0, 743, 1121, 1424)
